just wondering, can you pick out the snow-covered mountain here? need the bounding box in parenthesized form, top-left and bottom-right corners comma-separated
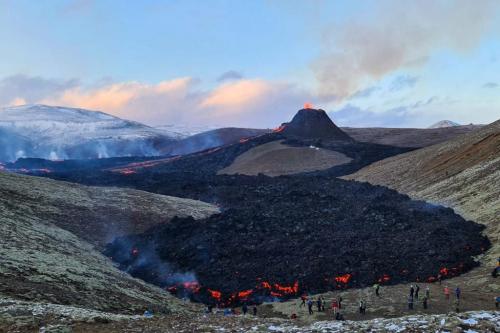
(0, 104, 177, 161)
(428, 120, 461, 128)
(154, 124, 220, 139)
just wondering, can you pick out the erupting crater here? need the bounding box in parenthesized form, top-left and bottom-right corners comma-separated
(279, 107, 353, 141)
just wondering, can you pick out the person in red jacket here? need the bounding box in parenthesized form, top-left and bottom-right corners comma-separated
(331, 299, 339, 316)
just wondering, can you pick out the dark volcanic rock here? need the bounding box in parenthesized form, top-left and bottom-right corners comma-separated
(280, 108, 352, 141)
(105, 175, 489, 306)
(39, 133, 412, 198)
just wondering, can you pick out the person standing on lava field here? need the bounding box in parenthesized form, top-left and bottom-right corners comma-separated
(408, 295, 414, 310)
(307, 299, 314, 315)
(455, 286, 461, 300)
(409, 285, 415, 298)
(425, 286, 430, 299)
(321, 296, 326, 311)
(374, 283, 380, 297)
(242, 303, 248, 315)
(444, 286, 450, 300)
(414, 284, 420, 300)
(252, 305, 257, 316)
(316, 297, 322, 312)
(331, 298, 339, 316)
(358, 300, 366, 315)
(300, 294, 307, 307)
(337, 295, 343, 309)
(437, 273, 443, 285)
(422, 295, 428, 309)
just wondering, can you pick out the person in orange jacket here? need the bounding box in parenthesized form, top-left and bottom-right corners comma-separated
(444, 286, 450, 300)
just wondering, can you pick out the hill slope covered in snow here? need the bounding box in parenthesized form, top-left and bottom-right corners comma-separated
(0, 104, 178, 161)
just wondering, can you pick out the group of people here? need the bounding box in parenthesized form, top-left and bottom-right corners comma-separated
(298, 282, 467, 319)
(300, 294, 345, 320)
(206, 303, 258, 316)
(240, 303, 258, 316)
(407, 284, 430, 310)
(406, 284, 464, 312)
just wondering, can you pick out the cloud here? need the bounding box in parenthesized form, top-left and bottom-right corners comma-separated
(199, 79, 319, 127)
(350, 86, 380, 99)
(483, 82, 498, 88)
(216, 70, 244, 82)
(389, 75, 419, 92)
(8, 97, 27, 107)
(201, 80, 272, 109)
(0, 75, 79, 106)
(42, 78, 193, 113)
(313, 0, 500, 99)
(40, 77, 200, 125)
(333, 96, 442, 128)
(1, 75, 318, 128)
(331, 104, 414, 128)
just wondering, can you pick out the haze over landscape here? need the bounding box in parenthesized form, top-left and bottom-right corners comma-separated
(0, 1, 499, 333)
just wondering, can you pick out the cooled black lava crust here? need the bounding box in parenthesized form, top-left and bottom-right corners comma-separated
(105, 175, 490, 305)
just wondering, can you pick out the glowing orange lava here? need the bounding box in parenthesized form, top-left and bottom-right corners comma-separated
(182, 281, 201, 293)
(334, 273, 352, 284)
(207, 289, 222, 301)
(304, 102, 314, 109)
(117, 169, 137, 175)
(237, 289, 253, 299)
(273, 125, 286, 133)
(378, 274, 391, 284)
(261, 281, 272, 289)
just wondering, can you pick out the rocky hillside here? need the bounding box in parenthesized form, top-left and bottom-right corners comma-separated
(345, 119, 500, 260)
(0, 171, 217, 247)
(0, 171, 217, 313)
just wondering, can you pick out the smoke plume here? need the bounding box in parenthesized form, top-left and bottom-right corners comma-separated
(313, 0, 499, 99)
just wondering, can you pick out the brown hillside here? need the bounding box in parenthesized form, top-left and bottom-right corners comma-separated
(218, 140, 352, 176)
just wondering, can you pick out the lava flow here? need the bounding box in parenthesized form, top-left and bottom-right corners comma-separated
(273, 125, 287, 133)
(166, 279, 300, 306)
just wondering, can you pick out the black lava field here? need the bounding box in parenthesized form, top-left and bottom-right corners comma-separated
(18, 115, 491, 307)
(105, 174, 490, 306)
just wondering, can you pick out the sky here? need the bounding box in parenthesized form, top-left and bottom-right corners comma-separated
(0, 0, 499, 128)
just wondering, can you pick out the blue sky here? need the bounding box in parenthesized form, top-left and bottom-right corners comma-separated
(0, 0, 499, 128)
